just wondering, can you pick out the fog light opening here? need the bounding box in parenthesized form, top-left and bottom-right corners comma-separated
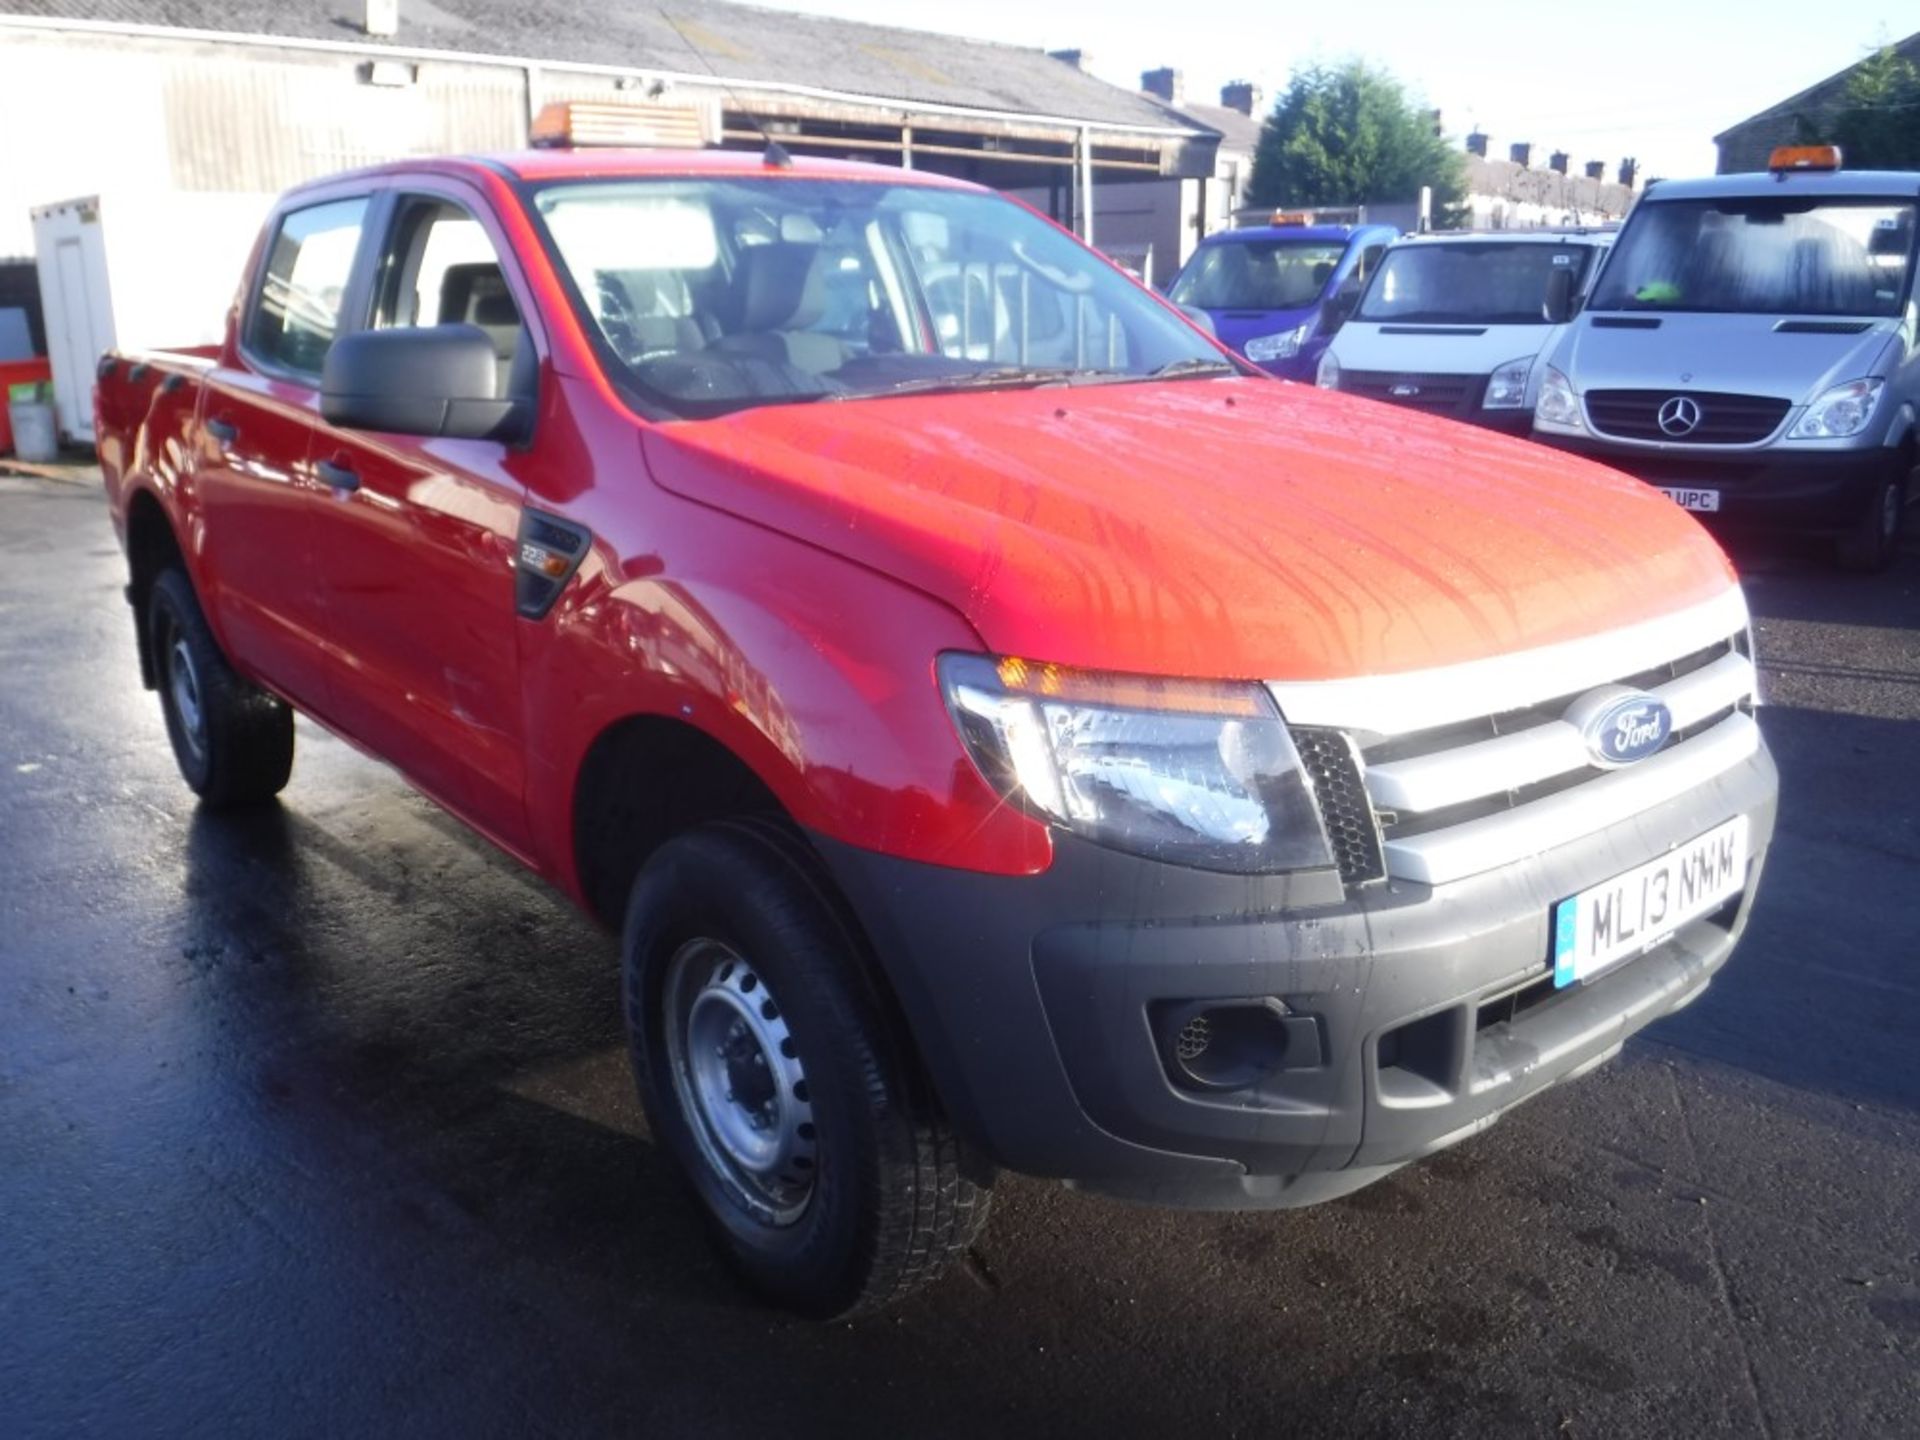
(1157, 999, 1293, 1092)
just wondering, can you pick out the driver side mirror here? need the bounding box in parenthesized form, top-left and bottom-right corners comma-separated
(1543, 266, 1578, 325)
(1322, 287, 1360, 332)
(321, 325, 531, 443)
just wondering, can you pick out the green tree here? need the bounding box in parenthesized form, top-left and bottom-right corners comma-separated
(1798, 45, 1920, 169)
(1246, 61, 1465, 215)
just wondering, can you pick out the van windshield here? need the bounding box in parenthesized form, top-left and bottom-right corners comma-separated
(1589, 197, 1916, 317)
(1355, 242, 1597, 325)
(526, 177, 1227, 417)
(1167, 240, 1347, 311)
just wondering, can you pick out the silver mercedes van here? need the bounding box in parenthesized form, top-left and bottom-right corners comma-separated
(1532, 148, 1918, 570)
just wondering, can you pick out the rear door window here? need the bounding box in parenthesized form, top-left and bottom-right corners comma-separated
(247, 198, 369, 378)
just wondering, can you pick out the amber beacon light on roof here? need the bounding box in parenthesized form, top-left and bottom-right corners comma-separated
(529, 100, 713, 150)
(1768, 144, 1843, 174)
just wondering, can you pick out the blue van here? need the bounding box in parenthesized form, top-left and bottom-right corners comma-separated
(1166, 221, 1398, 380)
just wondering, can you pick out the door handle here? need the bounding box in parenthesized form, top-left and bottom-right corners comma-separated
(317, 458, 361, 494)
(206, 417, 238, 446)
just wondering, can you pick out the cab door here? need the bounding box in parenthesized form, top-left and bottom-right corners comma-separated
(194, 194, 372, 713)
(303, 187, 535, 853)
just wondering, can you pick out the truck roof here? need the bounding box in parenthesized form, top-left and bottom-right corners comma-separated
(1389, 227, 1616, 247)
(1641, 169, 1920, 203)
(1204, 224, 1395, 246)
(282, 147, 984, 197)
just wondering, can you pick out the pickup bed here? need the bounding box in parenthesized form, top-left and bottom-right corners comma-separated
(97, 130, 1778, 1318)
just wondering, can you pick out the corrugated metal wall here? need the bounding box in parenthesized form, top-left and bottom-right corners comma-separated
(0, 29, 530, 257)
(161, 46, 526, 191)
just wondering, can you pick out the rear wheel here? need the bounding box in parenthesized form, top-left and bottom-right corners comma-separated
(148, 568, 294, 806)
(622, 820, 992, 1317)
(1835, 453, 1910, 573)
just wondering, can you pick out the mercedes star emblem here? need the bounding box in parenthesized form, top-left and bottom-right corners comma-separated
(1657, 395, 1703, 437)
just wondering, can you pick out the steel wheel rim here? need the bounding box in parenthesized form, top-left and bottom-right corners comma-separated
(663, 938, 817, 1227)
(167, 632, 206, 759)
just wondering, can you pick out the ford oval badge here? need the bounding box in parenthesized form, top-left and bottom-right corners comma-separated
(1565, 688, 1673, 768)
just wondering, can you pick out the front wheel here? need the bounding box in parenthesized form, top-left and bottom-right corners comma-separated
(1835, 457, 1910, 573)
(148, 568, 294, 806)
(622, 820, 993, 1317)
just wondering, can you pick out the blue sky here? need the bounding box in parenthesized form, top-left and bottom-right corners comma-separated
(764, 0, 1917, 179)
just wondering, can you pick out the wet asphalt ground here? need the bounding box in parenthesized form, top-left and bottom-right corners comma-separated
(1, 467, 1917, 1439)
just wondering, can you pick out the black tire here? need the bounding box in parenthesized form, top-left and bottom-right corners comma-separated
(148, 568, 294, 807)
(622, 819, 993, 1317)
(1835, 455, 1910, 573)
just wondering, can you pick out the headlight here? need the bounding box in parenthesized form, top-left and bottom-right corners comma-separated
(1534, 364, 1584, 431)
(1315, 348, 1342, 389)
(1789, 379, 1883, 439)
(1483, 355, 1536, 410)
(1244, 325, 1310, 363)
(938, 654, 1335, 873)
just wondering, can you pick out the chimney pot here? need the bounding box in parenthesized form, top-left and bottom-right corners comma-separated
(1509, 142, 1532, 168)
(364, 0, 398, 37)
(1141, 67, 1184, 106)
(1220, 80, 1263, 117)
(1585, 160, 1606, 180)
(1047, 48, 1087, 71)
(1618, 157, 1638, 189)
(1549, 150, 1569, 174)
(1466, 130, 1488, 157)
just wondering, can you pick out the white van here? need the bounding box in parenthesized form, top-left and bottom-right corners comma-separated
(1317, 228, 1615, 434)
(1532, 151, 1919, 571)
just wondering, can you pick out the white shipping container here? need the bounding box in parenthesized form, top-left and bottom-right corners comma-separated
(31, 191, 273, 442)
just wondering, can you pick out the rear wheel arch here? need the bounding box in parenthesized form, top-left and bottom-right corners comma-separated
(125, 487, 186, 689)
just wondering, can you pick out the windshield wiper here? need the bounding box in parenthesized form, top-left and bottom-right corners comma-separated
(1144, 357, 1241, 379)
(835, 357, 1238, 403)
(844, 366, 1119, 400)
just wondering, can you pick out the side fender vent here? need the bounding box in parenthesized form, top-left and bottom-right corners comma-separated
(515, 510, 592, 620)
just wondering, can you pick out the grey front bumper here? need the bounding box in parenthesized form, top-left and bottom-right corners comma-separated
(815, 740, 1778, 1210)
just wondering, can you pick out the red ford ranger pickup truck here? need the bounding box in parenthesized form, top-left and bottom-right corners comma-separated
(96, 134, 1778, 1317)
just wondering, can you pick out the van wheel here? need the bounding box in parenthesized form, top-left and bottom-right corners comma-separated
(622, 820, 993, 1317)
(1835, 458, 1909, 573)
(148, 568, 294, 806)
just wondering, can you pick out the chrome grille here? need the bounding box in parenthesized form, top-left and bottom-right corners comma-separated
(1341, 369, 1487, 419)
(1266, 589, 1761, 888)
(1585, 389, 1791, 445)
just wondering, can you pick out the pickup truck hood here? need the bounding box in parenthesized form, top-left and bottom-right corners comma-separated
(640, 378, 1736, 682)
(1555, 313, 1900, 402)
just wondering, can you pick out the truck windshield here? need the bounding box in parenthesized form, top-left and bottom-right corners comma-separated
(1589, 197, 1917, 317)
(526, 177, 1227, 417)
(1355, 242, 1596, 325)
(1166, 240, 1347, 311)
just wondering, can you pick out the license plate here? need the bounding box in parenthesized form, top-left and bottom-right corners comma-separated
(1658, 486, 1721, 513)
(1551, 817, 1748, 988)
